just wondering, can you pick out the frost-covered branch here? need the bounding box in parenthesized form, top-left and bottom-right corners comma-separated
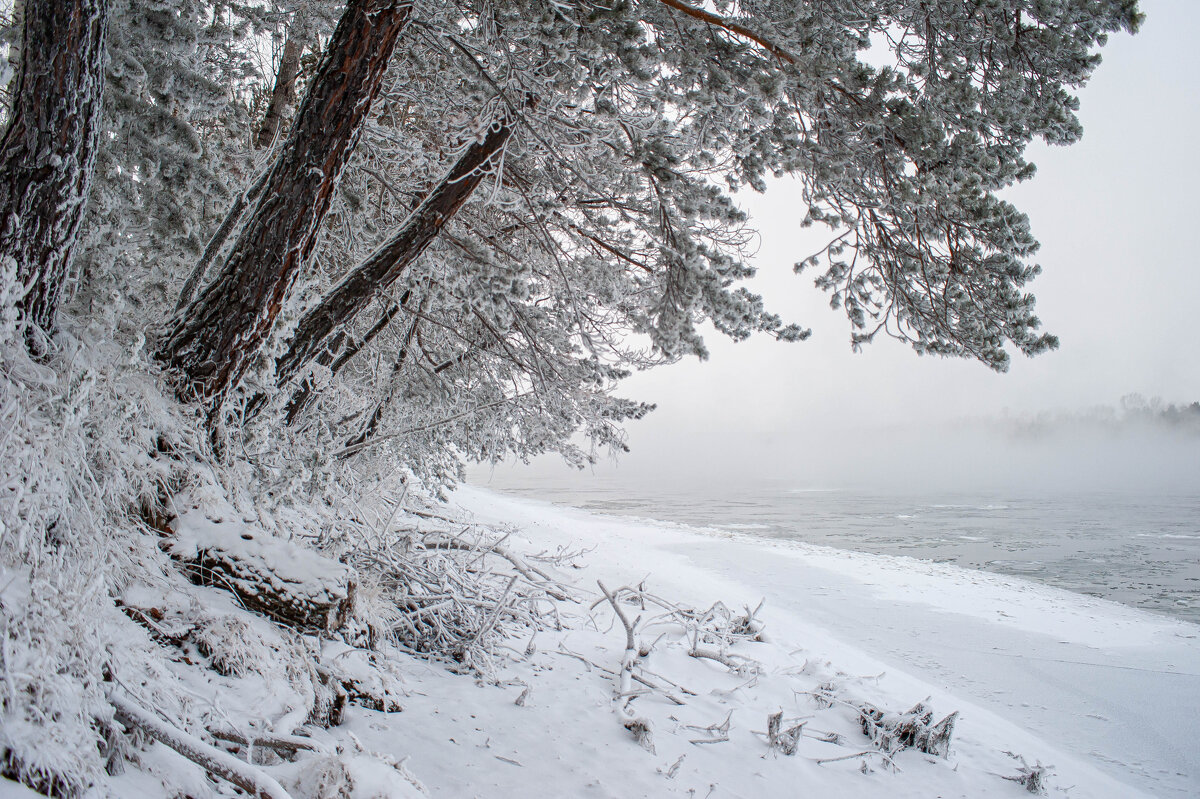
(110, 693, 294, 799)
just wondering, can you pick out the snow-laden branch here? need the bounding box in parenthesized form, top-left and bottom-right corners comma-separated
(110, 693, 294, 799)
(652, 0, 797, 64)
(596, 580, 655, 752)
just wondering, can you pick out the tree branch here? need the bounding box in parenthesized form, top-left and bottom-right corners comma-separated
(110, 693, 294, 799)
(652, 0, 796, 64)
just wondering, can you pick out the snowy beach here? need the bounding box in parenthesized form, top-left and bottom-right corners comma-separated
(365, 485, 1200, 799)
(3, 481, 1196, 799)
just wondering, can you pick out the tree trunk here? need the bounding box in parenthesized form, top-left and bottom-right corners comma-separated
(158, 0, 412, 409)
(175, 167, 270, 310)
(283, 292, 408, 425)
(0, 0, 106, 348)
(342, 306, 421, 452)
(255, 20, 307, 149)
(275, 106, 520, 387)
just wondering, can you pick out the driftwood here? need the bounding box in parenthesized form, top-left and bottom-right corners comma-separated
(597, 580, 655, 753)
(167, 510, 356, 634)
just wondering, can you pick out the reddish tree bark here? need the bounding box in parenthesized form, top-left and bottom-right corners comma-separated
(275, 108, 519, 387)
(0, 0, 107, 348)
(255, 23, 307, 149)
(158, 0, 413, 408)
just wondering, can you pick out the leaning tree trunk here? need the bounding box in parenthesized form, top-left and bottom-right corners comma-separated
(275, 106, 521, 387)
(158, 0, 413, 410)
(254, 19, 307, 149)
(0, 0, 107, 349)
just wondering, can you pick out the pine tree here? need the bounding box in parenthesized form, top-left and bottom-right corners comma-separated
(149, 0, 1140, 478)
(75, 0, 260, 334)
(157, 0, 413, 411)
(0, 0, 106, 349)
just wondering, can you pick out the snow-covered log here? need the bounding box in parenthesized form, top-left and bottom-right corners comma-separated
(166, 509, 356, 634)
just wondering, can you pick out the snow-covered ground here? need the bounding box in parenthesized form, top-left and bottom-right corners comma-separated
(353, 485, 1197, 799)
(7, 483, 1193, 799)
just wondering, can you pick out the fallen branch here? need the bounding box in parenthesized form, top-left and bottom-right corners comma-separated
(210, 729, 325, 757)
(689, 642, 758, 675)
(554, 648, 688, 706)
(685, 710, 732, 745)
(110, 693, 293, 799)
(767, 711, 803, 755)
(814, 750, 902, 770)
(426, 537, 571, 601)
(597, 580, 655, 753)
(456, 574, 519, 656)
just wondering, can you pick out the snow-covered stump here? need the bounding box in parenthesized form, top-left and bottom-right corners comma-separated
(166, 509, 356, 634)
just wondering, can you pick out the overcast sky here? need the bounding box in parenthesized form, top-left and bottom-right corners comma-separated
(472, 0, 1200, 494)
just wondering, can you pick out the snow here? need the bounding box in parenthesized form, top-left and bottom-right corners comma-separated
(8, 470, 1197, 798)
(168, 491, 356, 609)
(335, 484, 1198, 799)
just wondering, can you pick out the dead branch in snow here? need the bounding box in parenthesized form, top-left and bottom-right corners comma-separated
(210, 729, 324, 755)
(859, 700, 957, 757)
(425, 536, 572, 601)
(688, 635, 760, 676)
(553, 646, 688, 705)
(685, 711, 732, 745)
(813, 750, 902, 771)
(1000, 752, 1052, 795)
(589, 587, 766, 648)
(110, 693, 294, 799)
(766, 711, 803, 755)
(342, 516, 572, 668)
(597, 580, 655, 753)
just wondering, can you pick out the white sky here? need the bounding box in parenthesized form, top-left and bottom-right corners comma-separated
(473, 0, 1200, 493)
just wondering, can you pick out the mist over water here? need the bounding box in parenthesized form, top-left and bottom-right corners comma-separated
(467, 0, 1200, 627)
(467, 416, 1200, 622)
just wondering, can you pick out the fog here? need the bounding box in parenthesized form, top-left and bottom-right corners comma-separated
(470, 0, 1200, 500)
(469, 413, 1200, 497)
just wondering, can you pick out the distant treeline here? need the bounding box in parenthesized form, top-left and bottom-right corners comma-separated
(999, 395, 1200, 438)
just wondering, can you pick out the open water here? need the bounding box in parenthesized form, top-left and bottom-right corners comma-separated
(469, 478, 1200, 624)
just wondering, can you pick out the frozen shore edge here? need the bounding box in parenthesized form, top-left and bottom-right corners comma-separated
(442, 484, 1200, 799)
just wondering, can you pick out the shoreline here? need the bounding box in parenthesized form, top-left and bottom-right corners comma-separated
(465, 480, 1200, 625)
(447, 484, 1200, 798)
